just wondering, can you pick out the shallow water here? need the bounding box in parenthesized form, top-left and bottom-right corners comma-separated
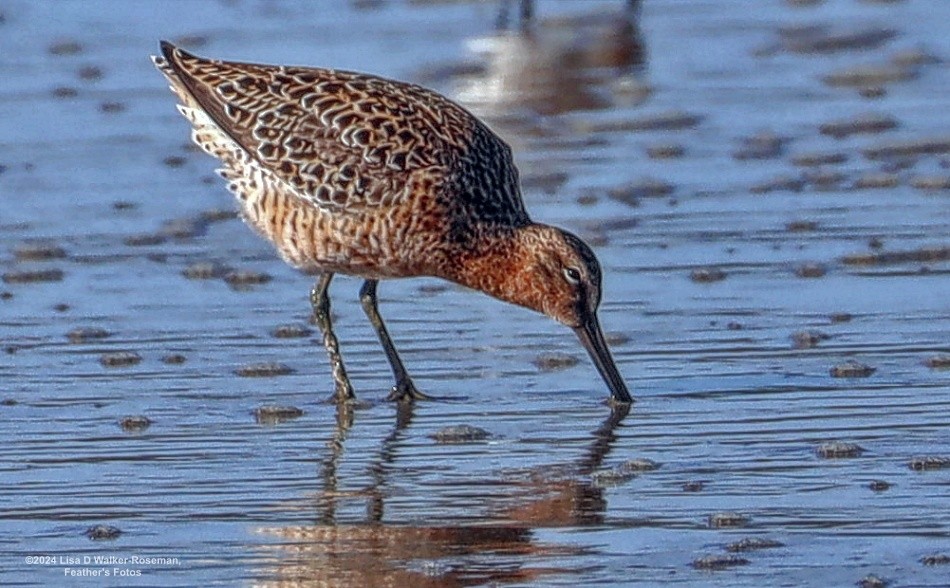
(1, 0, 948, 586)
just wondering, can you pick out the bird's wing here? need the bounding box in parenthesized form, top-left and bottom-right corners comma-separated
(154, 41, 528, 223)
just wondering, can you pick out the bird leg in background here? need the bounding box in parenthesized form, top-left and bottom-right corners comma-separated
(359, 279, 429, 402)
(310, 273, 356, 403)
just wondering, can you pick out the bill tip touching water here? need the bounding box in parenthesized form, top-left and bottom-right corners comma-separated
(152, 40, 632, 405)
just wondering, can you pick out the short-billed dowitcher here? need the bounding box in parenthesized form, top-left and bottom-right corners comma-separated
(153, 41, 631, 405)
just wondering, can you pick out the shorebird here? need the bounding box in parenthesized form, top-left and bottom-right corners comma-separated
(153, 41, 631, 405)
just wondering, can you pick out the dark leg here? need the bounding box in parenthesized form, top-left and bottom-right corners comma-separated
(497, 0, 533, 31)
(496, 0, 511, 30)
(519, 0, 532, 26)
(310, 273, 356, 403)
(359, 279, 428, 402)
(626, 0, 642, 19)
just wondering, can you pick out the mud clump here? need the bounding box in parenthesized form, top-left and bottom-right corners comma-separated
(819, 113, 899, 138)
(162, 155, 188, 168)
(617, 458, 661, 473)
(725, 537, 784, 552)
(52, 86, 79, 99)
(2, 269, 64, 284)
(119, 416, 152, 432)
(853, 172, 899, 189)
(520, 171, 568, 194)
(795, 263, 827, 278)
(13, 242, 67, 261)
(161, 216, 207, 239)
(224, 270, 273, 288)
(734, 131, 787, 160)
(271, 324, 313, 338)
(908, 456, 950, 471)
(786, 220, 819, 232)
(49, 40, 83, 56)
(199, 208, 238, 223)
(842, 246, 949, 266)
(646, 144, 686, 159)
(920, 554, 950, 566)
(580, 110, 703, 133)
(606, 179, 675, 206)
(909, 175, 950, 190)
(816, 441, 865, 458)
(823, 64, 917, 88)
(67, 327, 111, 343)
(605, 332, 630, 346)
(690, 267, 727, 283)
(100, 101, 126, 114)
(791, 151, 848, 166)
(85, 525, 122, 540)
(830, 361, 876, 378)
(804, 169, 847, 190)
(418, 283, 449, 295)
(859, 86, 887, 99)
(77, 65, 104, 81)
(857, 575, 888, 588)
(891, 47, 941, 67)
(182, 261, 232, 280)
(923, 354, 950, 369)
(124, 233, 167, 247)
(692, 554, 750, 570)
(863, 138, 950, 160)
(100, 352, 142, 368)
(708, 512, 749, 528)
(750, 175, 805, 194)
(430, 425, 492, 444)
(532, 352, 579, 372)
(254, 405, 304, 424)
(792, 330, 830, 349)
(778, 26, 896, 54)
(235, 362, 294, 377)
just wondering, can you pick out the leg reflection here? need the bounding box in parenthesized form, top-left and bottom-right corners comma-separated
(259, 403, 633, 587)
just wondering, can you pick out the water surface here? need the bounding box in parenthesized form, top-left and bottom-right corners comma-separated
(1, 0, 948, 586)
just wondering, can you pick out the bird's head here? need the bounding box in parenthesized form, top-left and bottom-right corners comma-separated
(457, 224, 632, 404)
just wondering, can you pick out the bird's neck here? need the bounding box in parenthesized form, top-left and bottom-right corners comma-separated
(443, 224, 547, 313)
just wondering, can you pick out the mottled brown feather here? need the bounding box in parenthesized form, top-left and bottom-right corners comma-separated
(156, 41, 528, 225)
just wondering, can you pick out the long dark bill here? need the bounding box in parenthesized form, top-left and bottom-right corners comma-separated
(574, 313, 633, 404)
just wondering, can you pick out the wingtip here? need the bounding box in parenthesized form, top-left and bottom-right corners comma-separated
(159, 39, 177, 58)
(158, 40, 202, 67)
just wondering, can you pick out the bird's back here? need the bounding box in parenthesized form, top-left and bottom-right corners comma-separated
(154, 42, 529, 232)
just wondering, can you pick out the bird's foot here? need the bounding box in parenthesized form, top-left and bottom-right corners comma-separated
(605, 395, 635, 409)
(386, 379, 430, 403)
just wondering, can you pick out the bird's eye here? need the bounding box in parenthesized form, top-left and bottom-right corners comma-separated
(563, 267, 581, 284)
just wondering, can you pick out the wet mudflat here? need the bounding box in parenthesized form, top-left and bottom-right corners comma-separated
(1, 0, 948, 586)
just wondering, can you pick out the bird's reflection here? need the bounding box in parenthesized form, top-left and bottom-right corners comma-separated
(314, 402, 355, 526)
(497, 0, 642, 32)
(453, 0, 648, 118)
(254, 403, 631, 587)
